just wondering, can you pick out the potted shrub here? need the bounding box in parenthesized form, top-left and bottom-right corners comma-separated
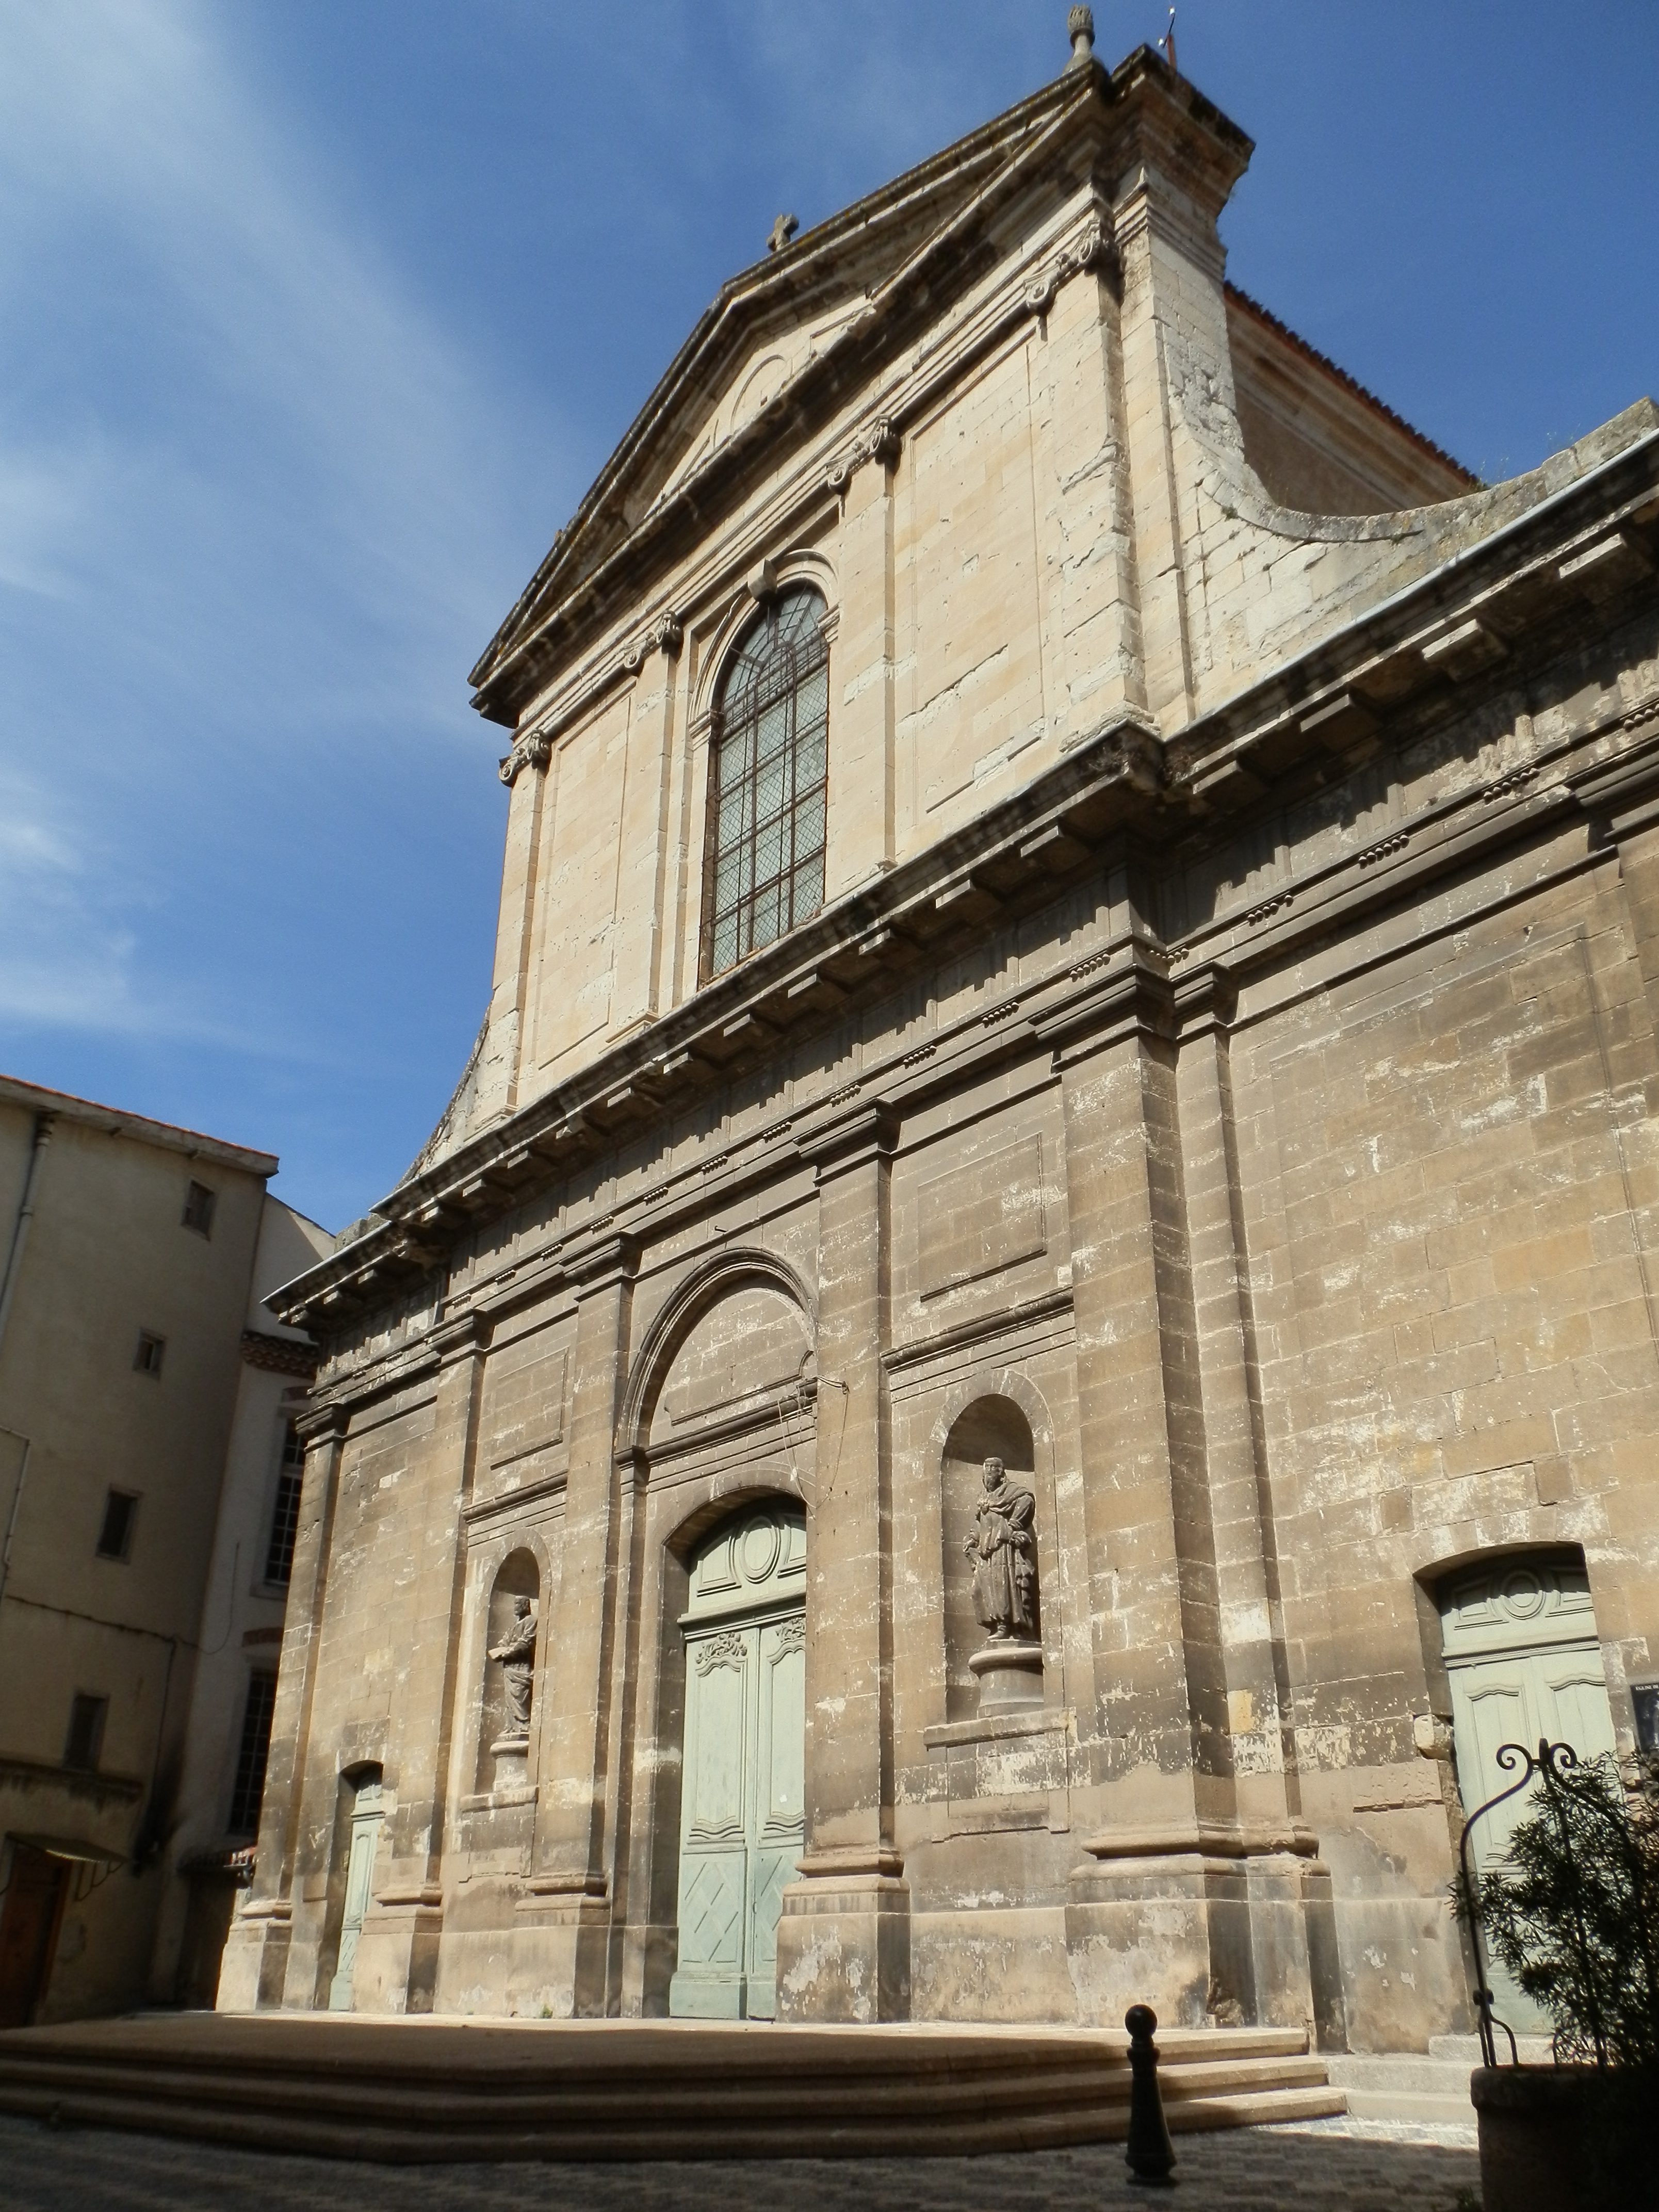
(1456, 1746, 1657, 2212)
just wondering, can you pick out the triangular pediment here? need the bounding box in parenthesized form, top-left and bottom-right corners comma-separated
(468, 64, 1106, 717)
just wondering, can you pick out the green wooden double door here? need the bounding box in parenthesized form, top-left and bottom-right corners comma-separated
(670, 1503, 806, 2020)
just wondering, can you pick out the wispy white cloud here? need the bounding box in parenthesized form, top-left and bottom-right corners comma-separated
(0, 0, 568, 1054)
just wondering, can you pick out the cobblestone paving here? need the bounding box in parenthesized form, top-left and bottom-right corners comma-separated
(1, 2115, 1481, 2210)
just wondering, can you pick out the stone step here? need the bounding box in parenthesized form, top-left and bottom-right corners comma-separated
(1428, 2030, 1554, 2065)
(0, 2014, 1345, 2162)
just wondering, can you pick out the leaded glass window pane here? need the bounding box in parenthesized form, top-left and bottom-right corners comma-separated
(703, 585, 831, 977)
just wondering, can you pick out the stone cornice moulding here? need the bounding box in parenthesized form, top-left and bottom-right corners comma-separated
(883, 1285, 1075, 1376)
(467, 68, 1156, 727)
(274, 442, 1659, 1335)
(493, 195, 1140, 771)
(469, 47, 1253, 728)
(499, 611, 685, 785)
(794, 1100, 900, 1182)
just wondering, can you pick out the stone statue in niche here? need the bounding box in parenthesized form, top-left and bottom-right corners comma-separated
(488, 1595, 538, 1744)
(964, 1457, 1038, 1641)
(963, 1457, 1043, 1713)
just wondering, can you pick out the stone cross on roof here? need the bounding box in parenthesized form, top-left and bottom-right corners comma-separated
(767, 212, 799, 255)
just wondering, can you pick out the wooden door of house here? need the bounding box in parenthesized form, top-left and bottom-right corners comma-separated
(1441, 1559, 1618, 2034)
(0, 1844, 68, 2028)
(670, 1503, 806, 2021)
(327, 1772, 383, 2012)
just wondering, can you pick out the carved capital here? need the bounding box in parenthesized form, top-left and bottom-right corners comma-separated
(1023, 217, 1114, 317)
(498, 729, 551, 787)
(622, 611, 685, 673)
(825, 416, 902, 495)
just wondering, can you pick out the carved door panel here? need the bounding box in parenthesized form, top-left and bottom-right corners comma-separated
(672, 1629, 752, 2016)
(327, 1776, 383, 2013)
(745, 1612, 806, 2021)
(670, 1502, 807, 2020)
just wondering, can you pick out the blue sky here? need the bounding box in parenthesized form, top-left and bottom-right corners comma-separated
(2, 2, 1654, 1234)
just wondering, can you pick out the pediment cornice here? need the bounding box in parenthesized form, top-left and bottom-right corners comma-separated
(468, 48, 1251, 731)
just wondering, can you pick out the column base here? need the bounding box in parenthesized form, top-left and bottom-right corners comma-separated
(350, 1886, 444, 2014)
(1065, 1822, 1330, 2032)
(215, 1897, 291, 2013)
(776, 1852, 910, 2023)
(508, 1879, 611, 2018)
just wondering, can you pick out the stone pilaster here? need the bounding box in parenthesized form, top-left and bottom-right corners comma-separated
(510, 1235, 636, 2016)
(217, 1409, 346, 2013)
(1039, 961, 1237, 2027)
(470, 735, 549, 1127)
(821, 433, 899, 904)
(1035, 212, 1146, 736)
(349, 1313, 486, 2014)
(611, 625, 682, 1032)
(1108, 77, 1249, 735)
(775, 1105, 909, 2021)
(1174, 970, 1342, 2042)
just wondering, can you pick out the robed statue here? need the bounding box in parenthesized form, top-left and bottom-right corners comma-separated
(963, 1457, 1037, 1641)
(488, 1595, 538, 1738)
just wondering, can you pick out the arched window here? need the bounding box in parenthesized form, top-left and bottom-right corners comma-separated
(704, 586, 829, 977)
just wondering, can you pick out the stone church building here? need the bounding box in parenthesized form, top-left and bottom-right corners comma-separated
(223, 20, 1659, 2055)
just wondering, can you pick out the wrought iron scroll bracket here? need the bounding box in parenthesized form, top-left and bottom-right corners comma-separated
(1457, 1734, 1580, 2067)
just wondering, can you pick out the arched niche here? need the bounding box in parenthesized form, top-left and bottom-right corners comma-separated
(940, 1396, 1039, 1720)
(647, 1281, 814, 1452)
(477, 1549, 541, 1790)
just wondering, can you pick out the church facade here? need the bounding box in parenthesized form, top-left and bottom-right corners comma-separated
(222, 23, 1659, 2054)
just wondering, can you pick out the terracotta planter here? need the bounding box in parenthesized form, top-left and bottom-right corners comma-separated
(1472, 2065, 1644, 2212)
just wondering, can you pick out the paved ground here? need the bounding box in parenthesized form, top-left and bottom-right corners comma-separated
(1, 2113, 1482, 2210)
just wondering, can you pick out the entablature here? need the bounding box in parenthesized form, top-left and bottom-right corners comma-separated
(277, 431, 1659, 1358)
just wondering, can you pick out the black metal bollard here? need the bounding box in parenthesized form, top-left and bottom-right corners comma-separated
(1124, 2003, 1177, 2186)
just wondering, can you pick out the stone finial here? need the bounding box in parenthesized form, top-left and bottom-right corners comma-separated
(1066, 5, 1095, 68)
(767, 212, 799, 254)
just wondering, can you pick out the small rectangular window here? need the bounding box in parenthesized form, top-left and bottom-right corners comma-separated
(182, 1180, 217, 1237)
(134, 1331, 166, 1377)
(96, 1489, 138, 1561)
(63, 1693, 108, 1772)
(227, 1672, 278, 1836)
(263, 1425, 305, 1587)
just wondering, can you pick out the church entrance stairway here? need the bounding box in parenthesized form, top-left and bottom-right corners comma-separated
(0, 2011, 1343, 2160)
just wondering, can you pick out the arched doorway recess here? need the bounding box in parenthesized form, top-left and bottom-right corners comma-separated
(669, 1498, 806, 2021)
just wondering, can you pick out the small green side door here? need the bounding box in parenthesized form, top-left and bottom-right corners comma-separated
(1441, 1562, 1618, 2034)
(327, 1773, 383, 2012)
(670, 1503, 805, 2020)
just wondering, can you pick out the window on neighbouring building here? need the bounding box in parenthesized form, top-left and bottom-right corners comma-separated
(181, 1179, 217, 1237)
(134, 1330, 166, 1377)
(63, 1693, 108, 1772)
(703, 584, 829, 978)
(263, 1424, 305, 1587)
(227, 1672, 278, 1837)
(95, 1489, 138, 1561)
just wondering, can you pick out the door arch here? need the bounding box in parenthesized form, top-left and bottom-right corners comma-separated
(1438, 1554, 1617, 2031)
(669, 1498, 805, 2020)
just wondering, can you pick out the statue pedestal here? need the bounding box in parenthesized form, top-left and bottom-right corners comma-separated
(968, 1641, 1044, 1714)
(491, 1734, 529, 1792)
